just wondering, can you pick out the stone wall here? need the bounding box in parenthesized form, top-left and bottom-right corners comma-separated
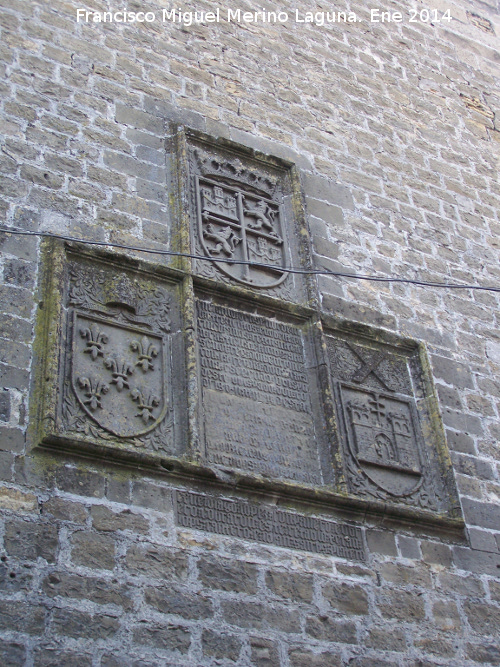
(0, 0, 499, 665)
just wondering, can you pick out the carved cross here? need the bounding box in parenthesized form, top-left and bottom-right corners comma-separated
(367, 394, 386, 424)
(347, 343, 394, 391)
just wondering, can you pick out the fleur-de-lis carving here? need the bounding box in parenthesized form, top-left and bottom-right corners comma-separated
(77, 377, 109, 411)
(104, 356, 134, 392)
(130, 336, 159, 372)
(130, 388, 160, 425)
(80, 324, 108, 360)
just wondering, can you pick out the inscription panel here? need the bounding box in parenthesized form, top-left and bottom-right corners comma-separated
(197, 300, 324, 485)
(175, 491, 365, 561)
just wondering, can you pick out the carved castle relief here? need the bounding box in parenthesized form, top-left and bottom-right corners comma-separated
(326, 335, 455, 514)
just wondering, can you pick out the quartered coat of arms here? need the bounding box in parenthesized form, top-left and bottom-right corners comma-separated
(59, 259, 179, 455)
(190, 146, 289, 289)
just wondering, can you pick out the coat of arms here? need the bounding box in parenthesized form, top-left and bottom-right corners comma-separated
(196, 177, 288, 288)
(71, 312, 169, 439)
(341, 385, 422, 497)
(60, 262, 176, 454)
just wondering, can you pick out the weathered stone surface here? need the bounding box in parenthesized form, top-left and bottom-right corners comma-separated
(367, 626, 407, 651)
(0, 641, 26, 666)
(348, 658, 399, 667)
(0, 561, 33, 593)
(4, 519, 58, 562)
(91, 505, 149, 534)
(144, 586, 213, 619)
(198, 556, 258, 594)
(0, 391, 10, 421)
(42, 497, 88, 523)
(71, 531, 115, 570)
(131, 481, 172, 512)
(52, 608, 119, 640)
(465, 643, 500, 665)
(322, 581, 369, 615)
(378, 563, 432, 589)
(0, 486, 37, 512)
(0, 601, 45, 635)
(0, 426, 24, 453)
(289, 648, 343, 667)
(464, 601, 500, 636)
(55, 467, 105, 498)
(414, 635, 456, 658)
(437, 572, 484, 597)
(221, 600, 266, 630)
(468, 528, 498, 553)
(461, 498, 500, 530)
(32, 646, 92, 667)
(366, 530, 398, 556)
(266, 570, 314, 602)
(430, 356, 475, 389)
(432, 600, 462, 631)
(42, 572, 133, 609)
(397, 536, 421, 560)
(124, 544, 188, 580)
(201, 629, 243, 662)
(489, 580, 500, 603)
(132, 623, 191, 652)
(420, 541, 453, 567)
(303, 174, 354, 210)
(453, 546, 500, 576)
(305, 615, 358, 644)
(250, 636, 281, 667)
(377, 589, 426, 621)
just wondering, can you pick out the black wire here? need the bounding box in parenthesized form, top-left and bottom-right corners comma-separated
(1, 227, 499, 293)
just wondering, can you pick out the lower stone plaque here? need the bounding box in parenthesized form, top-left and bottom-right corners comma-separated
(175, 490, 365, 560)
(196, 299, 328, 485)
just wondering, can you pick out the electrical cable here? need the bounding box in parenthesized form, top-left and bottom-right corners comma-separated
(0, 226, 499, 293)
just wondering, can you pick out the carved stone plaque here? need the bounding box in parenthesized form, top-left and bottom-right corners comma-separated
(326, 335, 458, 515)
(37, 247, 186, 460)
(186, 133, 309, 303)
(175, 491, 365, 560)
(197, 299, 328, 485)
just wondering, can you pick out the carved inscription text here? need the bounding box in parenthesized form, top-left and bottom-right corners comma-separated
(197, 301, 323, 485)
(198, 301, 309, 411)
(175, 491, 365, 561)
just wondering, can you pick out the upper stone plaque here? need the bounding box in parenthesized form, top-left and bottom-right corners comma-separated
(184, 131, 311, 304)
